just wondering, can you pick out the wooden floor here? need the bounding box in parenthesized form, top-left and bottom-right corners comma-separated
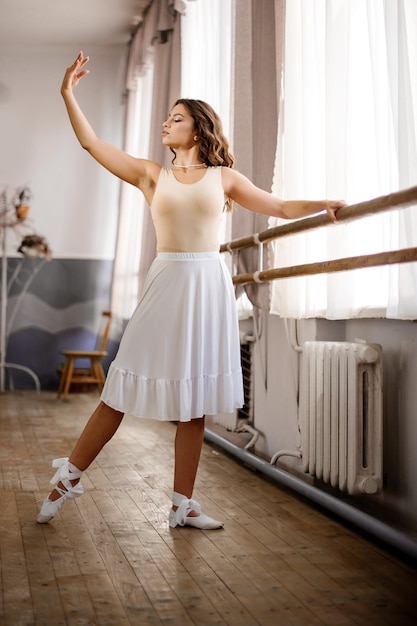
(1, 392, 417, 626)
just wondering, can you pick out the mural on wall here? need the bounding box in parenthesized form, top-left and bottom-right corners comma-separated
(1, 186, 117, 390)
(0, 185, 51, 391)
(6, 258, 118, 390)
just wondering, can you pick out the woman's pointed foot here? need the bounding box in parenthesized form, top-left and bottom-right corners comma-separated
(37, 457, 84, 524)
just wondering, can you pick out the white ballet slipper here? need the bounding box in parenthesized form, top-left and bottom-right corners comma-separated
(168, 491, 224, 530)
(37, 457, 84, 524)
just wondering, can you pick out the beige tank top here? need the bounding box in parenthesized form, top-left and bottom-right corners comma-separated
(150, 167, 226, 253)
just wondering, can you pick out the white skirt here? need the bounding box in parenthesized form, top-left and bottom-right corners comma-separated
(101, 252, 244, 421)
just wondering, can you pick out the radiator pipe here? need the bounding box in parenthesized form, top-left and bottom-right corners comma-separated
(204, 428, 417, 562)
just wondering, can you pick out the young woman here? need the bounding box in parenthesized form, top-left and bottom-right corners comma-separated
(37, 52, 345, 529)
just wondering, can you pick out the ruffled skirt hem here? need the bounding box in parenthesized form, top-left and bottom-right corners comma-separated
(101, 364, 244, 422)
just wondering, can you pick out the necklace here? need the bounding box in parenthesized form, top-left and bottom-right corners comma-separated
(172, 163, 208, 169)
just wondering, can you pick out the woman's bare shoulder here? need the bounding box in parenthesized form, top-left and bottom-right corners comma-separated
(220, 167, 251, 194)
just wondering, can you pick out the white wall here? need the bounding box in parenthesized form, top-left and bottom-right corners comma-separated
(0, 45, 128, 260)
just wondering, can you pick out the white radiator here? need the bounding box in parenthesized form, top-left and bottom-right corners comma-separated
(299, 341, 383, 495)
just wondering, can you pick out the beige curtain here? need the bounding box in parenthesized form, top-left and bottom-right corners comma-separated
(231, 0, 286, 311)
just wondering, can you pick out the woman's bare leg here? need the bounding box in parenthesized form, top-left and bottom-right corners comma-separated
(173, 416, 205, 514)
(69, 401, 124, 469)
(48, 401, 124, 501)
(170, 416, 222, 528)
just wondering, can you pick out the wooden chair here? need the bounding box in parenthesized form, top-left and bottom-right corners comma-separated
(57, 311, 113, 400)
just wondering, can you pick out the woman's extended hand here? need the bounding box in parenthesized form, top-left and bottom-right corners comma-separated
(61, 52, 90, 94)
(325, 200, 347, 223)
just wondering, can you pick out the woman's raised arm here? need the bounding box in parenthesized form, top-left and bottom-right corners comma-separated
(61, 52, 159, 192)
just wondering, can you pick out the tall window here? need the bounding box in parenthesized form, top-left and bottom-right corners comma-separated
(269, 0, 417, 320)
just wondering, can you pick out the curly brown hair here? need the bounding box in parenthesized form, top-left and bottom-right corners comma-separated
(170, 98, 235, 211)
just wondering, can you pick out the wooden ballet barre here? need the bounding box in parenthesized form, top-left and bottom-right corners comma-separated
(220, 185, 417, 253)
(232, 247, 417, 286)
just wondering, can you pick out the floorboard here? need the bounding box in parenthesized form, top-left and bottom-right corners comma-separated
(0, 391, 416, 626)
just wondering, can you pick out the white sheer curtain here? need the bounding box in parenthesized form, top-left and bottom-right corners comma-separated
(270, 0, 417, 320)
(180, 0, 232, 138)
(111, 70, 154, 320)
